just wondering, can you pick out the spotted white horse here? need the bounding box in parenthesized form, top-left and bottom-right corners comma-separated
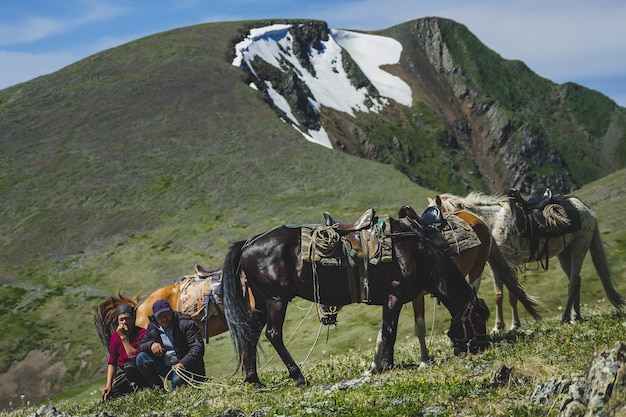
(430, 192, 624, 331)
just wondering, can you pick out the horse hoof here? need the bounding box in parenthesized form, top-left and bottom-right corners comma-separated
(453, 344, 468, 356)
(295, 376, 307, 387)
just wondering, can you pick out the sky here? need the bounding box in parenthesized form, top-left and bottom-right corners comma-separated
(1, 0, 625, 107)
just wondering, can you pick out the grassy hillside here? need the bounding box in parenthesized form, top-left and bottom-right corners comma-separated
(0, 22, 444, 407)
(6, 303, 626, 416)
(1, 18, 625, 410)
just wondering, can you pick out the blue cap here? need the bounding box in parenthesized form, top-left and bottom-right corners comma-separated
(152, 299, 172, 317)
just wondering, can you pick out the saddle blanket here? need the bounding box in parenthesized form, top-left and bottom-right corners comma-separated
(178, 271, 222, 319)
(442, 214, 482, 255)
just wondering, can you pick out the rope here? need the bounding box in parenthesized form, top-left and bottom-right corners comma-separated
(258, 302, 315, 372)
(163, 367, 230, 392)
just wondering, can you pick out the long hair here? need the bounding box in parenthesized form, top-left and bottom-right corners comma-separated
(93, 293, 141, 353)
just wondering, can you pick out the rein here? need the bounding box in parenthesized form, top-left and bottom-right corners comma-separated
(203, 291, 227, 344)
(448, 296, 486, 343)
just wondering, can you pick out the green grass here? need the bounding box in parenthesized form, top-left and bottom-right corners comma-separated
(5, 304, 625, 416)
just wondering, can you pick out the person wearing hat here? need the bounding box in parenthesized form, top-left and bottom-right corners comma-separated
(101, 304, 149, 400)
(136, 299, 205, 389)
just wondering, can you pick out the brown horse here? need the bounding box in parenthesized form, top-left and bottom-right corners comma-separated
(94, 265, 235, 351)
(222, 214, 492, 387)
(364, 207, 542, 372)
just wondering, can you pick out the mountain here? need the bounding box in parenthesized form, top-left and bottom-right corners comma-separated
(234, 18, 626, 195)
(0, 18, 624, 407)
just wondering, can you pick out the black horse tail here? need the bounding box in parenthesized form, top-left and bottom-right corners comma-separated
(223, 240, 255, 372)
(488, 238, 543, 320)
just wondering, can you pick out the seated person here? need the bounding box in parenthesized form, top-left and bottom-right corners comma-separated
(136, 299, 205, 389)
(101, 304, 149, 400)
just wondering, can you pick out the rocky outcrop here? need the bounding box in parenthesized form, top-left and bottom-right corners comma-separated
(530, 341, 626, 416)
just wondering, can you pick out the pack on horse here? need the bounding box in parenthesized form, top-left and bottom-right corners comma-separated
(94, 265, 232, 352)
(431, 189, 625, 327)
(359, 205, 543, 371)
(222, 209, 491, 388)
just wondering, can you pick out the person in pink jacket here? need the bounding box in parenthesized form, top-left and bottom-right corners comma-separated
(101, 304, 149, 400)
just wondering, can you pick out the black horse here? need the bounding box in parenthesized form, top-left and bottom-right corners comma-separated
(222, 215, 490, 387)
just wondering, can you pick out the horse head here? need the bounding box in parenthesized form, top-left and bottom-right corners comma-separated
(447, 295, 490, 356)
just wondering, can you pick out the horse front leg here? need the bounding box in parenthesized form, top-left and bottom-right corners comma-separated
(368, 293, 429, 374)
(490, 271, 506, 334)
(379, 296, 402, 371)
(412, 293, 431, 365)
(265, 298, 306, 386)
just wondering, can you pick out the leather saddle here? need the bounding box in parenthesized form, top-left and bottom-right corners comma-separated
(398, 204, 446, 231)
(322, 208, 381, 261)
(320, 208, 390, 304)
(507, 187, 581, 267)
(323, 208, 375, 232)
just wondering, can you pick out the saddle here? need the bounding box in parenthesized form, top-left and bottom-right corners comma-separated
(302, 208, 392, 306)
(398, 205, 446, 231)
(398, 205, 480, 256)
(179, 265, 224, 321)
(507, 187, 582, 267)
(323, 208, 375, 232)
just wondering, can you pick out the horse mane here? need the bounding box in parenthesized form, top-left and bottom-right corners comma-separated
(392, 217, 462, 297)
(93, 292, 142, 353)
(437, 192, 507, 211)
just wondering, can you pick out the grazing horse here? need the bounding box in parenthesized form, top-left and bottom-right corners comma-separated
(222, 215, 491, 387)
(94, 265, 232, 351)
(364, 208, 541, 371)
(431, 192, 625, 326)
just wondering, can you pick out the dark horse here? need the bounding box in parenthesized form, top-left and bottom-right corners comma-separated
(222, 215, 490, 387)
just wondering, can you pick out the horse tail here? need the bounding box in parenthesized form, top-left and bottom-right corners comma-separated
(222, 240, 255, 371)
(589, 223, 625, 309)
(93, 293, 141, 353)
(488, 238, 543, 320)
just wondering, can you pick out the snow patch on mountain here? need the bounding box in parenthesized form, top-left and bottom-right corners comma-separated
(233, 24, 412, 148)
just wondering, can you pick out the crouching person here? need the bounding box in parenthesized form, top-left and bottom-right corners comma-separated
(136, 299, 206, 389)
(102, 304, 149, 400)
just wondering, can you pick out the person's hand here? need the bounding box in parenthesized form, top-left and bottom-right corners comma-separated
(172, 362, 185, 370)
(117, 322, 129, 338)
(151, 342, 164, 356)
(101, 383, 111, 396)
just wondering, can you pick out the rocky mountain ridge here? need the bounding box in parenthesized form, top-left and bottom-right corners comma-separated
(235, 18, 626, 194)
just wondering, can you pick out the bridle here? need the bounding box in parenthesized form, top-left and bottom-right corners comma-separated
(447, 293, 487, 344)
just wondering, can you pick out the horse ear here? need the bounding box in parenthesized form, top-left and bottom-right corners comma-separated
(436, 195, 442, 207)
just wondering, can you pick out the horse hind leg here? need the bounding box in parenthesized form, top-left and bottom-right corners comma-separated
(557, 247, 582, 323)
(242, 308, 267, 387)
(490, 269, 506, 334)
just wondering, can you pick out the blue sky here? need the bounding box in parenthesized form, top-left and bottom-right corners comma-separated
(1, 0, 625, 106)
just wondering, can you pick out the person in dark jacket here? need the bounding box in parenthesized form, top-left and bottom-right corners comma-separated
(136, 299, 205, 389)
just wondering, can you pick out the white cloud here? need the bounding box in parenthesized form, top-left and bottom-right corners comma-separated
(0, 0, 128, 47)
